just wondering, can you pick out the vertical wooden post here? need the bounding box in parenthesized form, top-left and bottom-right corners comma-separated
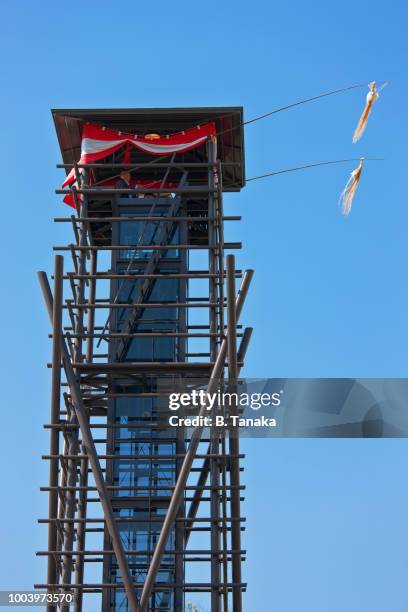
(46, 255, 63, 611)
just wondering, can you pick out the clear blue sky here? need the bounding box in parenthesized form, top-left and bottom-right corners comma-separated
(0, 1, 407, 610)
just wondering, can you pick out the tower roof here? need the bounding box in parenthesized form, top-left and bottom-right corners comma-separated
(52, 107, 245, 191)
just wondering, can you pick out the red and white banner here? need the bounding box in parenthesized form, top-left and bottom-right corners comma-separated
(62, 121, 216, 189)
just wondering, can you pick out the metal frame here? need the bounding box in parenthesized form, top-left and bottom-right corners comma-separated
(37, 110, 252, 612)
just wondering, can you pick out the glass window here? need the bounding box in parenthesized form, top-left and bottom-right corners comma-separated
(119, 210, 179, 260)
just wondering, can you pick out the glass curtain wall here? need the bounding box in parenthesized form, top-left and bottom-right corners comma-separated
(105, 198, 186, 611)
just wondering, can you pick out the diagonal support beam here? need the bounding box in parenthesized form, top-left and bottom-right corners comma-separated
(38, 263, 139, 612)
(46, 255, 63, 611)
(139, 268, 254, 612)
(226, 254, 242, 612)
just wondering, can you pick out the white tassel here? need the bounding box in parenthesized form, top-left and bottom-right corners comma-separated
(353, 82, 381, 143)
(339, 159, 364, 215)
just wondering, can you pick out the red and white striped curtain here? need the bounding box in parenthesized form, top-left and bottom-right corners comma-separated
(62, 121, 217, 189)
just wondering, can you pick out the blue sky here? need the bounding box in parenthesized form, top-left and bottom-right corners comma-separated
(0, 0, 407, 610)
